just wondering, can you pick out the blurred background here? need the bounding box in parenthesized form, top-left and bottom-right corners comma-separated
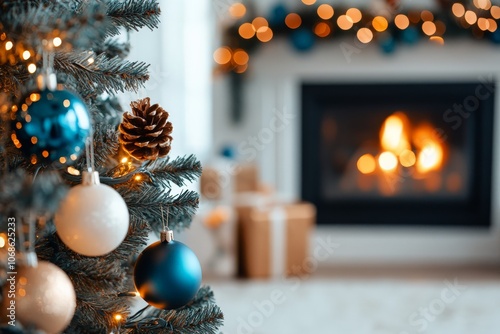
(124, 0, 500, 333)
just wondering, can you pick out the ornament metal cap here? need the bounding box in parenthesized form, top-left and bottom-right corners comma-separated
(22, 251, 39, 268)
(82, 170, 101, 186)
(37, 72, 57, 91)
(160, 230, 174, 243)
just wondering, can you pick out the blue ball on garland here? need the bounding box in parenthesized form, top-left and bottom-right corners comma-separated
(380, 35, 397, 54)
(11, 88, 90, 165)
(291, 28, 315, 52)
(134, 238, 202, 310)
(490, 29, 500, 44)
(401, 26, 419, 45)
(269, 4, 288, 27)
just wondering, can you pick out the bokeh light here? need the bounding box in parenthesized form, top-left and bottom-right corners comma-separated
(491, 6, 500, 19)
(429, 36, 445, 45)
(53, 37, 62, 47)
(256, 27, 273, 42)
(379, 152, 398, 172)
(314, 22, 331, 38)
(478, 17, 490, 31)
(399, 150, 416, 167)
(213, 47, 232, 65)
(28, 63, 37, 73)
(488, 19, 497, 32)
(420, 10, 434, 22)
(346, 8, 362, 23)
(285, 13, 302, 29)
(474, 0, 492, 10)
(465, 10, 478, 25)
(229, 3, 246, 19)
(357, 154, 376, 174)
(435, 20, 446, 35)
(252, 17, 269, 31)
(317, 4, 334, 20)
(422, 21, 437, 36)
(337, 15, 354, 30)
(233, 49, 249, 65)
(357, 28, 373, 43)
(239, 23, 255, 39)
(395, 14, 410, 30)
(452, 3, 466, 17)
(372, 16, 389, 32)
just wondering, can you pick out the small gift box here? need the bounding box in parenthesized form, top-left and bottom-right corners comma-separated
(236, 202, 315, 279)
(200, 164, 260, 201)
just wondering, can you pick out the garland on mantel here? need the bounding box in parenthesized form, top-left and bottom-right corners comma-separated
(214, 0, 500, 74)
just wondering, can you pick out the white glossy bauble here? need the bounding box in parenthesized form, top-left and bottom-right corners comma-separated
(0, 261, 76, 334)
(55, 172, 129, 256)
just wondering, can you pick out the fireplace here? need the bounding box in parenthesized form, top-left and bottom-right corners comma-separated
(301, 82, 495, 227)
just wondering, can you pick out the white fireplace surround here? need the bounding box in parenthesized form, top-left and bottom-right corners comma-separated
(213, 38, 500, 265)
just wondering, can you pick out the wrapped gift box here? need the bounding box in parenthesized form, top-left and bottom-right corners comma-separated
(236, 202, 315, 278)
(200, 167, 223, 200)
(200, 164, 259, 201)
(234, 164, 259, 193)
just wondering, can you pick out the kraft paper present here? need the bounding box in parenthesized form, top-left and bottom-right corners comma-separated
(236, 202, 315, 278)
(200, 167, 223, 200)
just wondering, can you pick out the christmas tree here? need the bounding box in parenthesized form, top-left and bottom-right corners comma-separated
(0, 1, 223, 333)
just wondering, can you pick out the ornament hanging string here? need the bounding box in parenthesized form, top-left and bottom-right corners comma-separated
(160, 206, 169, 232)
(85, 125, 96, 173)
(41, 45, 56, 91)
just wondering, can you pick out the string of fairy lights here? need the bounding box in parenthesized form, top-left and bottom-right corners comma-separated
(214, 0, 500, 74)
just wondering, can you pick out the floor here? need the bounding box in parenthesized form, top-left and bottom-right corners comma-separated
(208, 266, 500, 334)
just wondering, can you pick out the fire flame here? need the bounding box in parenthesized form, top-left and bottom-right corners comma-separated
(380, 113, 410, 155)
(416, 141, 444, 173)
(357, 112, 445, 176)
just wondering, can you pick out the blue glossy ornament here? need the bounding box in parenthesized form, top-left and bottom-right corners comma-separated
(11, 89, 90, 164)
(401, 26, 419, 45)
(380, 35, 396, 54)
(269, 4, 288, 27)
(290, 28, 315, 52)
(134, 239, 202, 310)
(490, 29, 500, 44)
(220, 144, 235, 159)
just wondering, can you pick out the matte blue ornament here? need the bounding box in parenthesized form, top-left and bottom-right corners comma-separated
(490, 29, 500, 44)
(220, 144, 235, 159)
(11, 89, 90, 164)
(401, 26, 419, 45)
(269, 4, 288, 27)
(290, 28, 315, 52)
(380, 35, 396, 54)
(134, 235, 202, 310)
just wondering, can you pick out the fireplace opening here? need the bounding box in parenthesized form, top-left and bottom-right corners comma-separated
(301, 82, 495, 226)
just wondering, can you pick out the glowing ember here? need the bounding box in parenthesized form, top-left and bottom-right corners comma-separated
(417, 141, 443, 173)
(357, 154, 376, 174)
(378, 151, 398, 172)
(380, 113, 410, 155)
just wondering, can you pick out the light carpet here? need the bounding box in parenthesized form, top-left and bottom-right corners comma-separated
(208, 278, 500, 334)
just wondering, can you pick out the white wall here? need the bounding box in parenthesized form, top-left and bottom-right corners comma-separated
(125, 1, 213, 160)
(213, 38, 500, 265)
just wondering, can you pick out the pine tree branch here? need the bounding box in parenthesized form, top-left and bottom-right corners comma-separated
(98, 38, 132, 60)
(122, 186, 200, 232)
(148, 155, 203, 188)
(0, 169, 67, 217)
(105, 0, 161, 36)
(125, 287, 224, 334)
(0, 1, 111, 50)
(69, 123, 120, 173)
(54, 52, 150, 96)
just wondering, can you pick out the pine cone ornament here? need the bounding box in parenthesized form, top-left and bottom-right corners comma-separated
(119, 98, 173, 161)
